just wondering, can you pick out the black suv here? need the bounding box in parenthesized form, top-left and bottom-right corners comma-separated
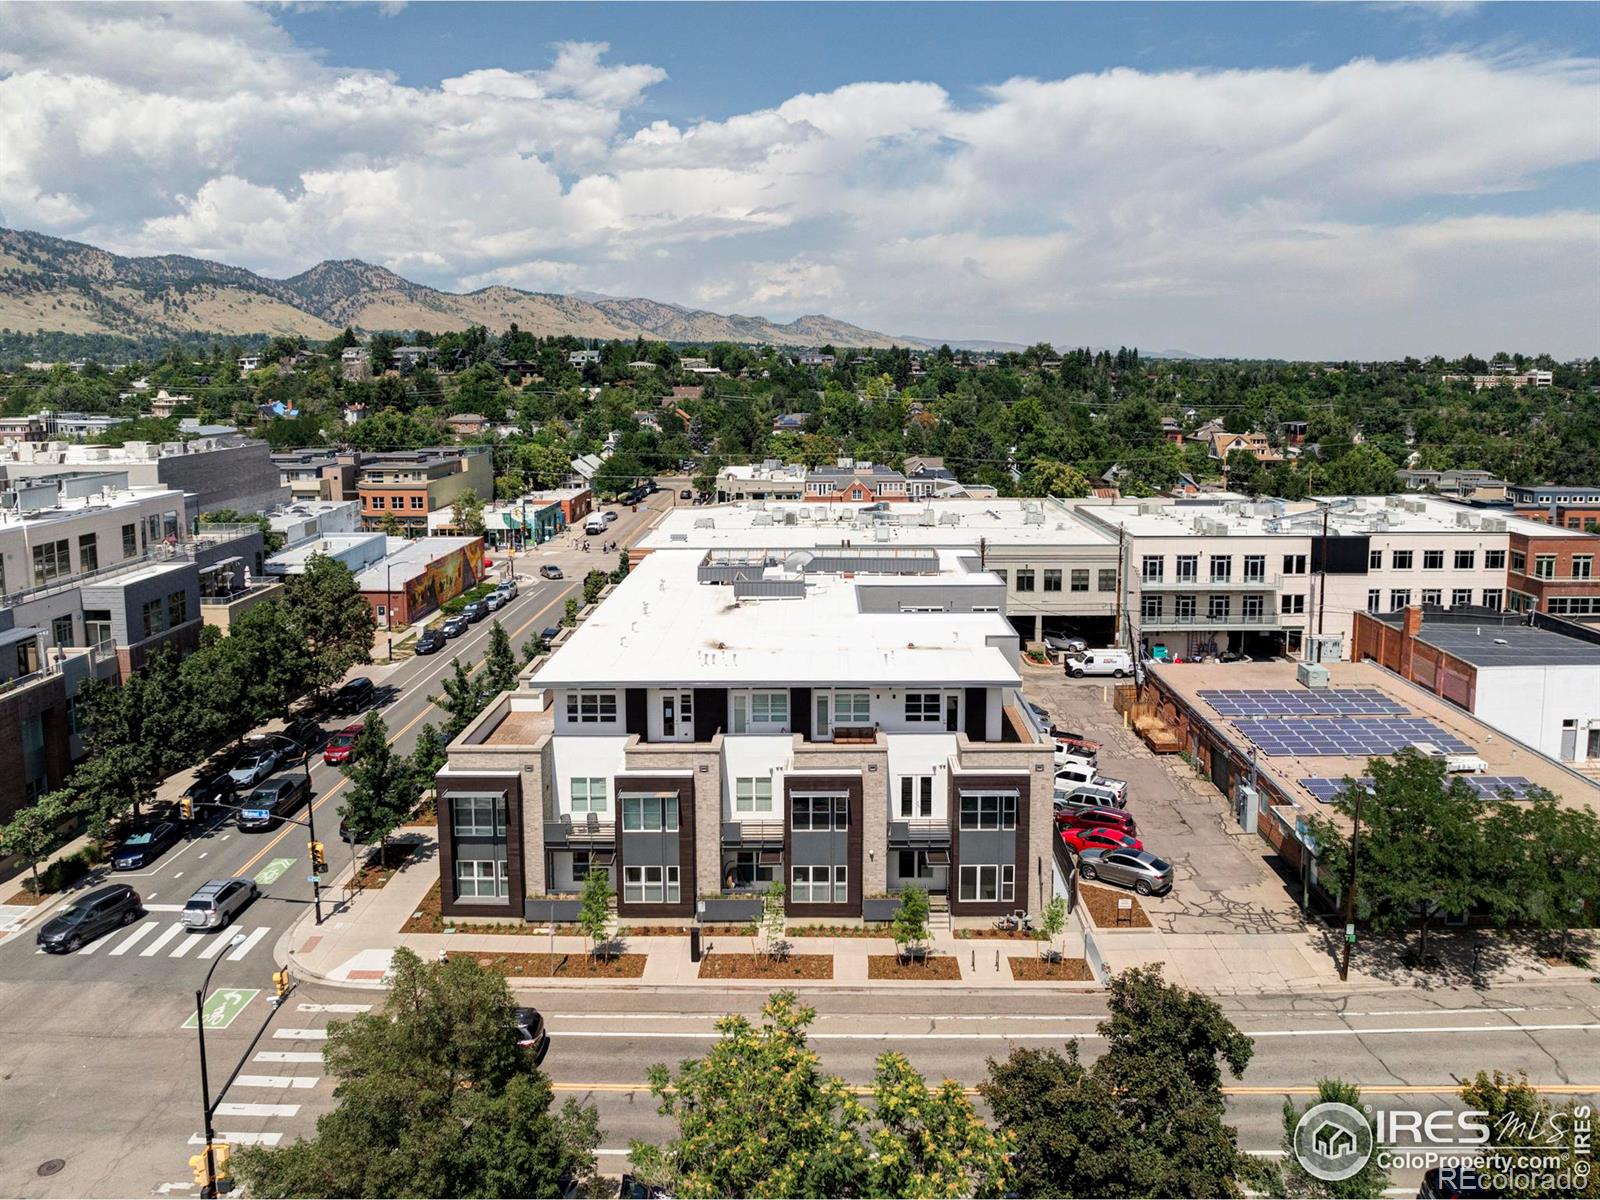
(36, 884, 142, 953)
(238, 775, 312, 831)
(111, 820, 181, 870)
(414, 628, 447, 655)
(334, 676, 375, 713)
(183, 771, 237, 814)
(281, 716, 324, 750)
(461, 600, 488, 623)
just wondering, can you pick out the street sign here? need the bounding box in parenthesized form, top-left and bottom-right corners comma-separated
(255, 858, 296, 887)
(182, 988, 260, 1030)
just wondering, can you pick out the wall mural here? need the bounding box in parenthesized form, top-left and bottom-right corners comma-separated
(403, 540, 485, 620)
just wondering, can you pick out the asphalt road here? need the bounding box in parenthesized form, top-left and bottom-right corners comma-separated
(0, 490, 679, 1199)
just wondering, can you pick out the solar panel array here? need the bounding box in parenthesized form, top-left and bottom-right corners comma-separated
(1233, 716, 1475, 757)
(1200, 689, 1408, 718)
(1300, 775, 1539, 804)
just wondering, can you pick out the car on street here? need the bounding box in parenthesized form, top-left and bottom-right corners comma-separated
(483, 591, 508, 612)
(602, 510, 618, 524)
(1057, 806, 1139, 837)
(414, 628, 447, 655)
(461, 600, 488, 623)
(539, 564, 564, 580)
(182, 771, 237, 814)
(280, 716, 324, 751)
(679, 489, 693, 500)
(111, 820, 182, 870)
(334, 676, 375, 713)
(1076, 847, 1173, 895)
(1055, 781, 1129, 810)
(36, 884, 143, 952)
(540, 625, 562, 642)
(322, 722, 365, 765)
(237, 774, 311, 831)
(228, 745, 280, 788)
(440, 614, 471, 638)
(1060, 826, 1144, 855)
(513, 1005, 550, 1063)
(181, 878, 260, 930)
(496, 578, 519, 599)
(1065, 649, 1134, 678)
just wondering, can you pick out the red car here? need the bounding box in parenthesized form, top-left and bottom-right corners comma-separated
(321, 722, 364, 766)
(1057, 807, 1139, 838)
(1060, 827, 1143, 854)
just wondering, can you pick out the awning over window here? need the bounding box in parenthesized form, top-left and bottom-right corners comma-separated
(758, 850, 783, 866)
(925, 850, 951, 867)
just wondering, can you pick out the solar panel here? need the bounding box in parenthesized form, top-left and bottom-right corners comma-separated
(1235, 716, 1475, 757)
(1199, 689, 1408, 718)
(1301, 774, 1538, 802)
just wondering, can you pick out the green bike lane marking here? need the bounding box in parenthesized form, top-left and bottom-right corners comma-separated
(255, 858, 296, 887)
(183, 988, 260, 1030)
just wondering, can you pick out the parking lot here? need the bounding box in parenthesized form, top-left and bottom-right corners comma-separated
(1024, 666, 1311, 938)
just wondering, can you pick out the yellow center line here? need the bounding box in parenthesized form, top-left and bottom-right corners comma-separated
(235, 582, 577, 877)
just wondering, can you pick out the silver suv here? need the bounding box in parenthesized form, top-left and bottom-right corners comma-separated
(182, 878, 260, 930)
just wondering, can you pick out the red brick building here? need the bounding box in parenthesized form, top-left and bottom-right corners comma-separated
(1507, 528, 1600, 620)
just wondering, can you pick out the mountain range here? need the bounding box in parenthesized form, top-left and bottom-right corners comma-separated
(0, 227, 929, 349)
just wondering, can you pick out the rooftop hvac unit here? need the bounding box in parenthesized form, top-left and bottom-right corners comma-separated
(1455, 512, 1474, 528)
(1137, 501, 1163, 516)
(1296, 661, 1331, 689)
(1023, 511, 1044, 525)
(1480, 518, 1505, 532)
(1307, 634, 1343, 663)
(918, 508, 936, 527)
(1409, 743, 1488, 774)
(693, 518, 716, 529)
(752, 513, 772, 526)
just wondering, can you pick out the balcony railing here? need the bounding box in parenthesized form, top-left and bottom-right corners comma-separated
(888, 818, 951, 846)
(1140, 572, 1282, 591)
(543, 814, 617, 844)
(722, 820, 785, 845)
(1137, 611, 1282, 630)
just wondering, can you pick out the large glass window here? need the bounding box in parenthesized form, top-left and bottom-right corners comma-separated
(958, 793, 1016, 831)
(1210, 556, 1232, 583)
(1423, 550, 1444, 570)
(958, 863, 1014, 903)
(570, 778, 608, 814)
(1283, 554, 1307, 575)
(78, 533, 98, 574)
(792, 864, 847, 903)
(621, 795, 679, 832)
(1141, 556, 1164, 583)
(122, 523, 138, 558)
(83, 609, 112, 651)
(1422, 589, 1442, 606)
(141, 598, 167, 639)
(1176, 554, 1198, 583)
(1070, 569, 1089, 592)
(565, 690, 619, 724)
(1244, 555, 1266, 582)
(904, 691, 942, 722)
(899, 776, 933, 818)
(1174, 594, 1196, 620)
(1141, 595, 1163, 620)
(1454, 550, 1476, 570)
(833, 692, 871, 724)
(1043, 569, 1062, 592)
(1208, 595, 1231, 620)
(734, 777, 773, 813)
(51, 614, 75, 648)
(1485, 549, 1506, 570)
(1098, 568, 1117, 592)
(1451, 589, 1472, 607)
(1573, 555, 1593, 580)
(454, 859, 508, 899)
(791, 795, 849, 831)
(623, 865, 679, 904)
(1015, 569, 1035, 592)
(32, 539, 70, 585)
(453, 794, 507, 836)
(1389, 589, 1412, 610)
(1392, 550, 1414, 570)
(168, 590, 188, 628)
(1242, 595, 1264, 619)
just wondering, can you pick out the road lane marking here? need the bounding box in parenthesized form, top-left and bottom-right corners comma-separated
(183, 988, 259, 1030)
(107, 923, 158, 955)
(254, 858, 296, 887)
(76, 933, 110, 955)
(227, 926, 271, 960)
(273, 1028, 329, 1040)
(215, 1101, 301, 1117)
(296, 1003, 370, 1013)
(234, 1075, 317, 1089)
(196, 933, 235, 960)
(142, 923, 185, 956)
(143, 903, 186, 912)
(173, 872, 183, 880)
(170, 933, 204, 958)
(254, 1052, 322, 1062)
(189, 1132, 282, 1147)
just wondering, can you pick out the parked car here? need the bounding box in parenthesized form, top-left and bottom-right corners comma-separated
(539, 625, 562, 642)
(334, 676, 375, 713)
(679, 489, 693, 500)
(1065, 649, 1134, 678)
(181, 878, 260, 930)
(644, 480, 660, 494)
(414, 628, 447, 655)
(603, 510, 618, 524)
(228, 745, 280, 788)
(322, 722, 365, 766)
(1056, 781, 1128, 810)
(111, 820, 181, 870)
(1053, 760, 1128, 802)
(539, 564, 564, 580)
(440, 614, 471, 638)
(36, 884, 142, 952)
(1044, 633, 1089, 655)
(237, 775, 311, 831)
(281, 716, 324, 751)
(1077, 847, 1173, 895)
(1025, 700, 1053, 726)
(183, 771, 237, 814)
(513, 1005, 550, 1063)
(1057, 807, 1140, 837)
(483, 591, 508, 612)
(496, 578, 519, 599)
(1061, 826, 1144, 855)
(461, 600, 488, 623)
(1050, 725, 1102, 753)
(1053, 741, 1099, 768)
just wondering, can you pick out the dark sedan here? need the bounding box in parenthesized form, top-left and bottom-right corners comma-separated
(513, 1005, 550, 1063)
(36, 884, 142, 953)
(414, 628, 447, 655)
(440, 615, 471, 638)
(461, 600, 489, 623)
(111, 821, 181, 871)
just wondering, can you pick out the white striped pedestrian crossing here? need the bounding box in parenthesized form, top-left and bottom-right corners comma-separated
(227, 926, 270, 961)
(215, 1102, 299, 1117)
(273, 1028, 328, 1040)
(296, 1003, 370, 1013)
(107, 923, 157, 956)
(234, 1075, 317, 1090)
(142, 923, 185, 956)
(143, 903, 186, 912)
(170, 933, 204, 958)
(196, 932, 234, 960)
(255, 1052, 321, 1063)
(190, 1132, 282, 1147)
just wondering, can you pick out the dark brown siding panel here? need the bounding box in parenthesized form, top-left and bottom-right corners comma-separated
(791, 687, 812, 741)
(437, 774, 525, 920)
(948, 773, 1030, 918)
(782, 774, 862, 918)
(613, 775, 696, 919)
(693, 688, 726, 742)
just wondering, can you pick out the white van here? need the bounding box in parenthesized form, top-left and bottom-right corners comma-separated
(583, 513, 607, 536)
(1065, 649, 1133, 678)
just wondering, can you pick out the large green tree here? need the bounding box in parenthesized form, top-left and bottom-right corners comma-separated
(282, 555, 375, 701)
(480, 620, 518, 697)
(233, 949, 601, 1198)
(338, 713, 417, 856)
(0, 789, 72, 892)
(74, 649, 195, 830)
(1459, 1071, 1600, 1199)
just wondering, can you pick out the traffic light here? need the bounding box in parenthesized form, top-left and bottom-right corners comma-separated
(211, 1142, 232, 1185)
(179, 796, 194, 821)
(273, 968, 290, 999)
(188, 1143, 230, 1191)
(189, 1153, 210, 1189)
(309, 840, 326, 873)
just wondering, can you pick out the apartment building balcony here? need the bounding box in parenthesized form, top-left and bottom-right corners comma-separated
(1139, 572, 1283, 592)
(721, 819, 784, 847)
(888, 817, 951, 848)
(543, 810, 617, 847)
(1138, 610, 1282, 630)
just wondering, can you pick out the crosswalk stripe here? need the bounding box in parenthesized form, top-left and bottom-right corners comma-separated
(189, 1132, 282, 1147)
(170, 933, 204, 958)
(196, 933, 233, 960)
(255, 1052, 321, 1063)
(234, 1075, 317, 1089)
(296, 1003, 370, 1013)
(272, 1029, 328, 1040)
(143, 903, 186, 912)
(76, 930, 112, 954)
(227, 927, 270, 961)
(142, 923, 185, 956)
(215, 1102, 299, 1117)
(108, 923, 157, 956)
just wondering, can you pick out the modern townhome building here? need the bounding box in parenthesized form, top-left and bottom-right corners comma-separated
(0, 434, 288, 521)
(356, 445, 493, 534)
(637, 498, 1122, 646)
(1507, 484, 1600, 532)
(271, 449, 361, 502)
(433, 546, 1057, 926)
(1352, 605, 1600, 775)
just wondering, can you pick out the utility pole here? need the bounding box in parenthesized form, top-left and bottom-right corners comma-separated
(1338, 784, 1367, 982)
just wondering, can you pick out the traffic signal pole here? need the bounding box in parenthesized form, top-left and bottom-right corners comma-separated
(303, 752, 324, 926)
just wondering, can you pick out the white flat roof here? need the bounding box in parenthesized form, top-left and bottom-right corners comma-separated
(533, 549, 1021, 689)
(353, 537, 481, 589)
(640, 498, 1117, 552)
(1084, 494, 1593, 539)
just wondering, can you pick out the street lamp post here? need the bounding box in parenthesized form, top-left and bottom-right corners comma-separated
(1337, 784, 1370, 982)
(303, 750, 324, 927)
(194, 930, 247, 1198)
(385, 559, 394, 663)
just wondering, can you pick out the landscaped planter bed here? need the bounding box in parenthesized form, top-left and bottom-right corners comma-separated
(351, 842, 419, 890)
(469, 952, 647, 978)
(867, 954, 962, 980)
(953, 927, 1038, 940)
(1008, 956, 1093, 981)
(697, 953, 833, 980)
(1078, 884, 1152, 929)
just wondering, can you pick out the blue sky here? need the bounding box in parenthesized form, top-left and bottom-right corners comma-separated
(3, 2, 1597, 356)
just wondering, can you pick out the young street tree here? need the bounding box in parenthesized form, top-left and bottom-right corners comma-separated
(1277, 1080, 1390, 1198)
(453, 489, 487, 537)
(891, 885, 931, 962)
(436, 656, 486, 739)
(583, 569, 607, 606)
(577, 868, 612, 960)
(759, 879, 787, 961)
(233, 948, 601, 1199)
(338, 713, 418, 860)
(480, 620, 518, 697)
(1037, 894, 1068, 961)
(405, 722, 448, 802)
(0, 790, 72, 894)
(283, 554, 376, 702)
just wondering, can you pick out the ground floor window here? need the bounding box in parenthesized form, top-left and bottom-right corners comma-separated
(958, 863, 1014, 903)
(455, 858, 508, 900)
(723, 851, 778, 890)
(792, 864, 847, 904)
(623, 864, 680, 904)
(896, 850, 936, 880)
